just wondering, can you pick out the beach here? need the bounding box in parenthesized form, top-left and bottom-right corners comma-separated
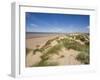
(26, 35, 59, 49)
(25, 33, 88, 67)
(25, 12, 89, 67)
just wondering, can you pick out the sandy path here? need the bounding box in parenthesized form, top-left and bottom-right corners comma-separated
(47, 48, 81, 65)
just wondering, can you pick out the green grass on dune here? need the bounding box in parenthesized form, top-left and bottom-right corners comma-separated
(32, 59, 59, 67)
(26, 48, 33, 56)
(45, 44, 62, 55)
(28, 34, 90, 66)
(76, 51, 89, 64)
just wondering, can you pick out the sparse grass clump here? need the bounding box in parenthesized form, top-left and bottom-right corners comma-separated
(32, 59, 59, 67)
(45, 40, 52, 46)
(76, 52, 89, 64)
(42, 37, 59, 49)
(40, 54, 50, 61)
(33, 48, 42, 55)
(75, 35, 86, 42)
(26, 48, 32, 56)
(75, 34, 89, 64)
(32, 52, 59, 67)
(84, 41, 89, 46)
(60, 38, 82, 51)
(45, 44, 62, 55)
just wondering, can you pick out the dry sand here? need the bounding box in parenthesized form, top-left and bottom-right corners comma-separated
(26, 35, 59, 49)
(26, 35, 81, 67)
(26, 51, 42, 67)
(47, 48, 81, 65)
(26, 35, 59, 67)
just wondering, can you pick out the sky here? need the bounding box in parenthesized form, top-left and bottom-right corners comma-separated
(26, 12, 89, 33)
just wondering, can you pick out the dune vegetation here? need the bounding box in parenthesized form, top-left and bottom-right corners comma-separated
(26, 33, 89, 67)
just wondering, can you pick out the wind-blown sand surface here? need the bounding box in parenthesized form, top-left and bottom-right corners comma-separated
(47, 48, 81, 65)
(26, 48, 81, 67)
(26, 35, 81, 67)
(26, 35, 59, 49)
(26, 35, 59, 67)
(26, 51, 42, 67)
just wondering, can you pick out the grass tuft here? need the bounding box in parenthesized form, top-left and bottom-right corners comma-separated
(76, 52, 89, 64)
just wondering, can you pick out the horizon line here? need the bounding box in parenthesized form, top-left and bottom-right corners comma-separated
(26, 32, 89, 33)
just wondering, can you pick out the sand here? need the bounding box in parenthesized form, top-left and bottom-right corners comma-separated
(26, 35, 59, 49)
(26, 35, 60, 67)
(26, 51, 42, 67)
(26, 35, 81, 67)
(47, 48, 81, 65)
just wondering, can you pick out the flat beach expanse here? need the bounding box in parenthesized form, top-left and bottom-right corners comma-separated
(26, 35, 59, 49)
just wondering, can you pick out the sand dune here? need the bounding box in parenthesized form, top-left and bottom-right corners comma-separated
(47, 48, 81, 65)
(26, 51, 42, 67)
(26, 33, 89, 67)
(26, 35, 59, 49)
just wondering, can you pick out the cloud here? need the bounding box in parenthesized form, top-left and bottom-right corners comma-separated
(26, 26, 34, 32)
(29, 23, 38, 28)
(26, 23, 90, 33)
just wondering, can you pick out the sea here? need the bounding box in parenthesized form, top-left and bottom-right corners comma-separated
(26, 32, 66, 39)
